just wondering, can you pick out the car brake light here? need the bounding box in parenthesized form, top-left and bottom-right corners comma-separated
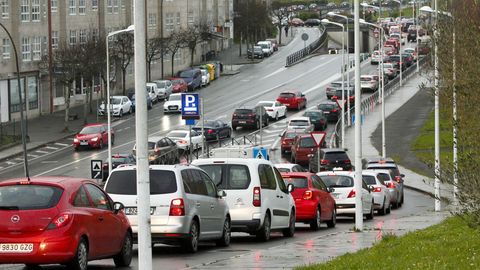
(344, 160, 351, 164)
(47, 213, 72, 230)
(207, 129, 214, 134)
(373, 187, 382, 192)
(331, 109, 337, 113)
(321, 159, 329, 165)
(169, 198, 185, 216)
(253, 187, 261, 207)
(347, 189, 356, 198)
(233, 113, 237, 117)
(386, 182, 396, 188)
(303, 190, 313, 200)
(394, 175, 402, 182)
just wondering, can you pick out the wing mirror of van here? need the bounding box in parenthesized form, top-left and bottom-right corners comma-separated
(287, 183, 294, 194)
(217, 190, 227, 198)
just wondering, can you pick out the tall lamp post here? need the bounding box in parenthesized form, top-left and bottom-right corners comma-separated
(106, 25, 134, 174)
(393, 0, 403, 86)
(354, 0, 363, 231)
(321, 19, 346, 148)
(0, 22, 29, 179)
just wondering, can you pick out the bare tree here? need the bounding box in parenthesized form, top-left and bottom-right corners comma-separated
(110, 31, 134, 96)
(182, 24, 210, 66)
(146, 37, 165, 81)
(271, 1, 289, 45)
(164, 31, 185, 77)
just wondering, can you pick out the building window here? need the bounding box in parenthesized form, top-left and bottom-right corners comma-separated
(78, 0, 85, 14)
(148, 13, 156, 27)
(69, 30, 77, 46)
(166, 13, 174, 32)
(121, 0, 125, 10)
(20, 0, 30, 22)
(32, 36, 41, 61)
(2, 38, 10, 59)
(113, 0, 119, 14)
(188, 11, 194, 26)
(31, 0, 40, 21)
(91, 28, 98, 43)
(51, 0, 57, 12)
(107, 0, 112, 14)
(79, 29, 87, 44)
(69, 0, 76, 15)
(27, 76, 38, 110)
(176, 12, 180, 26)
(21, 37, 31, 62)
(51, 31, 58, 49)
(1, 0, 9, 19)
(9, 78, 25, 113)
(91, 0, 97, 11)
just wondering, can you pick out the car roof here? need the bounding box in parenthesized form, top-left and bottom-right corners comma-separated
(83, 123, 106, 127)
(274, 163, 297, 169)
(147, 136, 166, 142)
(0, 176, 92, 190)
(111, 164, 195, 173)
(280, 172, 315, 178)
(111, 95, 126, 98)
(322, 148, 347, 153)
(317, 171, 354, 177)
(366, 163, 398, 168)
(363, 156, 395, 163)
(146, 82, 156, 86)
(280, 90, 298, 94)
(318, 101, 337, 105)
(290, 116, 310, 121)
(304, 109, 323, 113)
(192, 158, 272, 166)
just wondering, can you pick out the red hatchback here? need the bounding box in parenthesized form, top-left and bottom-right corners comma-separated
(0, 177, 132, 269)
(73, 123, 114, 151)
(169, 77, 188, 93)
(276, 91, 307, 110)
(281, 172, 336, 230)
(280, 130, 306, 154)
(290, 134, 319, 165)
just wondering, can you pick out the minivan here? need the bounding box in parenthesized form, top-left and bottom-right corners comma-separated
(177, 68, 202, 91)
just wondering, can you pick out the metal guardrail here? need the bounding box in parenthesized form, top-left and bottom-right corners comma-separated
(285, 25, 327, 67)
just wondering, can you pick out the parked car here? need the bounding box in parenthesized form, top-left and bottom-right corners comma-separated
(291, 134, 320, 165)
(276, 91, 307, 110)
(303, 110, 328, 131)
(199, 68, 210, 86)
(146, 82, 160, 103)
(231, 106, 269, 130)
(98, 96, 132, 117)
(318, 171, 375, 219)
(73, 123, 114, 151)
(360, 75, 379, 92)
(279, 130, 306, 154)
(152, 79, 173, 100)
(275, 163, 307, 173)
(256, 101, 287, 121)
(281, 172, 336, 230)
(266, 38, 278, 51)
(304, 18, 321, 27)
(102, 153, 136, 181)
(176, 68, 202, 91)
(130, 93, 153, 112)
(317, 101, 341, 122)
(167, 129, 204, 152)
(192, 120, 232, 141)
(362, 170, 392, 215)
(0, 177, 133, 268)
(104, 165, 231, 253)
(133, 136, 178, 164)
(247, 46, 264, 59)
(192, 158, 296, 241)
(163, 93, 182, 113)
(309, 148, 352, 173)
(287, 116, 314, 133)
(257, 41, 274, 56)
(169, 77, 188, 93)
(325, 81, 354, 100)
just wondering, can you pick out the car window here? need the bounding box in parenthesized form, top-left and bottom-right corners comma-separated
(276, 167, 290, 173)
(258, 164, 277, 190)
(203, 174, 217, 198)
(377, 172, 391, 182)
(105, 170, 177, 195)
(279, 93, 295, 99)
(0, 184, 63, 210)
(312, 175, 327, 191)
(199, 164, 251, 190)
(363, 175, 377, 185)
(158, 138, 168, 147)
(362, 180, 369, 190)
(73, 186, 91, 207)
(182, 169, 208, 196)
(85, 184, 112, 211)
(273, 167, 288, 193)
(320, 175, 354, 187)
(324, 151, 349, 161)
(299, 137, 316, 148)
(283, 177, 308, 188)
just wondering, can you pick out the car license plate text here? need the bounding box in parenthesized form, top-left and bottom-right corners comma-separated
(0, 243, 34, 253)
(125, 207, 155, 215)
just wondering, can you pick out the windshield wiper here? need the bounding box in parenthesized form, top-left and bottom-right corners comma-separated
(0, 206, 20, 210)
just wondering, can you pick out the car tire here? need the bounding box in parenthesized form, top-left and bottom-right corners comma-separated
(98, 140, 103, 149)
(119, 109, 123, 117)
(265, 117, 269, 127)
(216, 217, 231, 247)
(111, 135, 115, 145)
(24, 264, 40, 269)
(183, 219, 199, 253)
(275, 113, 279, 121)
(129, 106, 133, 114)
(366, 202, 374, 220)
(67, 238, 88, 270)
(282, 209, 295, 237)
(113, 232, 133, 267)
(256, 213, 271, 242)
(310, 207, 321, 231)
(378, 197, 387, 216)
(326, 208, 336, 228)
(400, 191, 404, 205)
(232, 125, 237, 131)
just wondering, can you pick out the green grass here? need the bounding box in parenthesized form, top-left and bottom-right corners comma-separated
(296, 216, 480, 270)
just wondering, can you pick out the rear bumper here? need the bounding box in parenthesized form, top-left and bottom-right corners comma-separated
(295, 200, 317, 221)
(231, 219, 261, 233)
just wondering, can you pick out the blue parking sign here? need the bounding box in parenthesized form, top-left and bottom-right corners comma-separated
(181, 93, 200, 120)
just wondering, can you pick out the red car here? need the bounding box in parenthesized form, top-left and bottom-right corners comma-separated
(0, 177, 132, 269)
(73, 123, 114, 151)
(169, 77, 188, 93)
(276, 91, 307, 110)
(280, 130, 306, 154)
(290, 134, 319, 164)
(281, 172, 336, 230)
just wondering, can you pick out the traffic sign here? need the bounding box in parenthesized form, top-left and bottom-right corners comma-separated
(311, 131, 326, 147)
(91, 160, 103, 180)
(181, 93, 200, 119)
(185, 119, 196, 125)
(301, 33, 309, 41)
(252, 147, 269, 160)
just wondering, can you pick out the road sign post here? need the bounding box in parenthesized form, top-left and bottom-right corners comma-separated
(91, 160, 103, 182)
(311, 132, 326, 172)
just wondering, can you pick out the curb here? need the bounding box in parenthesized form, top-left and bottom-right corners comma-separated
(404, 184, 435, 198)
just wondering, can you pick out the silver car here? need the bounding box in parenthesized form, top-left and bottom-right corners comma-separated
(153, 80, 173, 100)
(104, 165, 231, 253)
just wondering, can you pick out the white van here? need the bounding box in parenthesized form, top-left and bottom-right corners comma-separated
(146, 83, 160, 103)
(257, 41, 273, 57)
(192, 158, 296, 241)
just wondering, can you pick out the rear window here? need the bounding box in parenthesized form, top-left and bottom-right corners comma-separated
(105, 170, 177, 195)
(285, 132, 300, 139)
(147, 142, 156, 149)
(318, 104, 334, 110)
(377, 173, 391, 182)
(324, 151, 349, 161)
(0, 185, 63, 210)
(283, 177, 308, 188)
(330, 82, 342, 88)
(363, 175, 377, 185)
(366, 166, 400, 176)
(234, 109, 253, 115)
(276, 168, 290, 173)
(199, 164, 251, 190)
(299, 137, 315, 148)
(320, 175, 354, 187)
(289, 120, 309, 126)
(279, 93, 295, 98)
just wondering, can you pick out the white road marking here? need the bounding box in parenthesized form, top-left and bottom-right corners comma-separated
(117, 128, 123, 132)
(35, 150, 49, 154)
(41, 161, 58, 164)
(45, 146, 58, 150)
(28, 154, 39, 158)
(55, 142, 69, 147)
(262, 67, 287, 79)
(15, 158, 23, 161)
(124, 126, 131, 130)
(6, 161, 16, 165)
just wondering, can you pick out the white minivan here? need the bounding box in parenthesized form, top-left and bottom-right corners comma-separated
(257, 41, 274, 57)
(192, 158, 296, 241)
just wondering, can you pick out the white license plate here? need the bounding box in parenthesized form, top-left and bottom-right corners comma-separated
(332, 193, 340, 199)
(324, 111, 330, 114)
(0, 243, 34, 253)
(239, 121, 246, 124)
(80, 142, 88, 145)
(124, 207, 155, 215)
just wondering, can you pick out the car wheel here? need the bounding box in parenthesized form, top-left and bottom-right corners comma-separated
(129, 106, 133, 114)
(113, 232, 133, 267)
(282, 209, 295, 237)
(67, 238, 88, 270)
(216, 217, 231, 247)
(400, 191, 404, 204)
(326, 208, 336, 228)
(24, 264, 40, 269)
(98, 140, 103, 149)
(265, 117, 269, 127)
(275, 113, 279, 121)
(119, 109, 123, 117)
(386, 202, 392, 214)
(256, 213, 271, 242)
(111, 135, 115, 145)
(183, 219, 199, 253)
(297, 103, 301, 111)
(378, 197, 387, 216)
(232, 125, 237, 131)
(366, 202, 374, 220)
(310, 207, 321, 231)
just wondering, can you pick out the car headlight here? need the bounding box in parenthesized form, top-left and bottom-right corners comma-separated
(73, 138, 79, 143)
(91, 137, 99, 142)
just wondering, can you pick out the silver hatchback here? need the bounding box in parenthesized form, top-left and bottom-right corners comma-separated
(104, 165, 231, 253)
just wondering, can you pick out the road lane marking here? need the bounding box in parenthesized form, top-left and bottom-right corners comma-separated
(45, 146, 58, 150)
(15, 158, 23, 161)
(41, 161, 58, 164)
(124, 126, 131, 130)
(55, 143, 69, 147)
(35, 150, 49, 154)
(262, 67, 287, 79)
(6, 161, 16, 165)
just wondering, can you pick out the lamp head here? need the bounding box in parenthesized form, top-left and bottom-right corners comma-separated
(321, 19, 330, 24)
(419, 6, 433, 13)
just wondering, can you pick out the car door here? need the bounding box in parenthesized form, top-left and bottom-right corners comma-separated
(361, 180, 372, 213)
(201, 171, 225, 236)
(272, 166, 291, 228)
(276, 101, 286, 117)
(258, 164, 280, 226)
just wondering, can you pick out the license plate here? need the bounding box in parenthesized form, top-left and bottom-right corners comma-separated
(169, 106, 178, 110)
(324, 111, 330, 114)
(0, 243, 34, 253)
(332, 193, 340, 199)
(239, 121, 246, 124)
(124, 207, 155, 215)
(80, 141, 88, 145)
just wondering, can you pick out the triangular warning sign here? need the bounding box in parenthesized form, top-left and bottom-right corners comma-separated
(256, 151, 264, 159)
(93, 162, 101, 170)
(311, 132, 326, 147)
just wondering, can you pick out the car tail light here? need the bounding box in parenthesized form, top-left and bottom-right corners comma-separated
(394, 175, 402, 182)
(267, 109, 273, 112)
(373, 187, 382, 192)
(386, 182, 396, 189)
(344, 160, 351, 164)
(154, 148, 161, 154)
(248, 114, 255, 117)
(103, 163, 108, 169)
(303, 190, 313, 200)
(47, 213, 72, 230)
(233, 113, 237, 117)
(347, 189, 356, 198)
(331, 109, 338, 113)
(253, 187, 261, 207)
(332, 96, 338, 100)
(320, 159, 329, 165)
(169, 198, 185, 216)
(207, 129, 214, 134)
(282, 140, 288, 145)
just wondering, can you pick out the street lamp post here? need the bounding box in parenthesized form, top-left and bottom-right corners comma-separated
(354, 0, 363, 231)
(393, 0, 403, 86)
(106, 25, 134, 174)
(322, 19, 345, 148)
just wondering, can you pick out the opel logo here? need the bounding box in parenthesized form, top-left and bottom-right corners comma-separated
(11, 215, 20, 223)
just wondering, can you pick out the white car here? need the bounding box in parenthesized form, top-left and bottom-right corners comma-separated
(362, 170, 392, 215)
(153, 80, 173, 100)
(98, 95, 132, 117)
(317, 171, 374, 220)
(403, 47, 417, 62)
(370, 50, 387, 65)
(274, 163, 307, 173)
(257, 101, 287, 121)
(192, 158, 296, 241)
(257, 41, 273, 56)
(287, 116, 314, 133)
(360, 75, 379, 92)
(167, 129, 204, 151)
(163, 93, 182, 113)
(200, 69, 210, 87)
(146, 82, 160, 103)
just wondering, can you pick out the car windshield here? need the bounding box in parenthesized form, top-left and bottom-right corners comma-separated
(0, 185, 63, 210)
(320, 175, 354, 187)
(299, 137, 315, 147)
(155, 81, 166, 88)
(363, 175, 377, 185)
(234, 109, 253, 115)
(283, 177, 308, 188)
(258, 44, 268, 49)
(110, 97, 122, 105)
(258, 102, 274, 107)
(195, 120, 216, 128)
(318, 104, 334, 110)
(179, 70, 195, 78)
(105, 170, 177, 195)
(279, 93, 295, 98)
(325, 151, 349, 161)
(289, 120, 309, 126)
(147, 142, 156, 149)
(80, 126, 102, 134)
(171, 79, 183, 85)
(199, 164, 251, 190)
(168, 132, 187, 138)
(169, 95, 181, 101)
(276, 168, 291, 173)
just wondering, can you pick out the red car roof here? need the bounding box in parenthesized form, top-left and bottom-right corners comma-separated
(83, 123, 106, 127)
(0, 176, 93, 190)
(281, 172, 315, 178)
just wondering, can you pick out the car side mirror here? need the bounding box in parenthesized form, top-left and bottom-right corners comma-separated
(400, 174, 405, 178)
(327, 187, 335, 193)
(217, 190, 227, 198)
(368, 186, 374, 192)
(287, 183, 294, 193)
(113, 202, 125, 214)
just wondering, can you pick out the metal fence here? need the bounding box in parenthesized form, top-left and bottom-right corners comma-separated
(285, 25, 328, 67)
(0, 119, 24, 148)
